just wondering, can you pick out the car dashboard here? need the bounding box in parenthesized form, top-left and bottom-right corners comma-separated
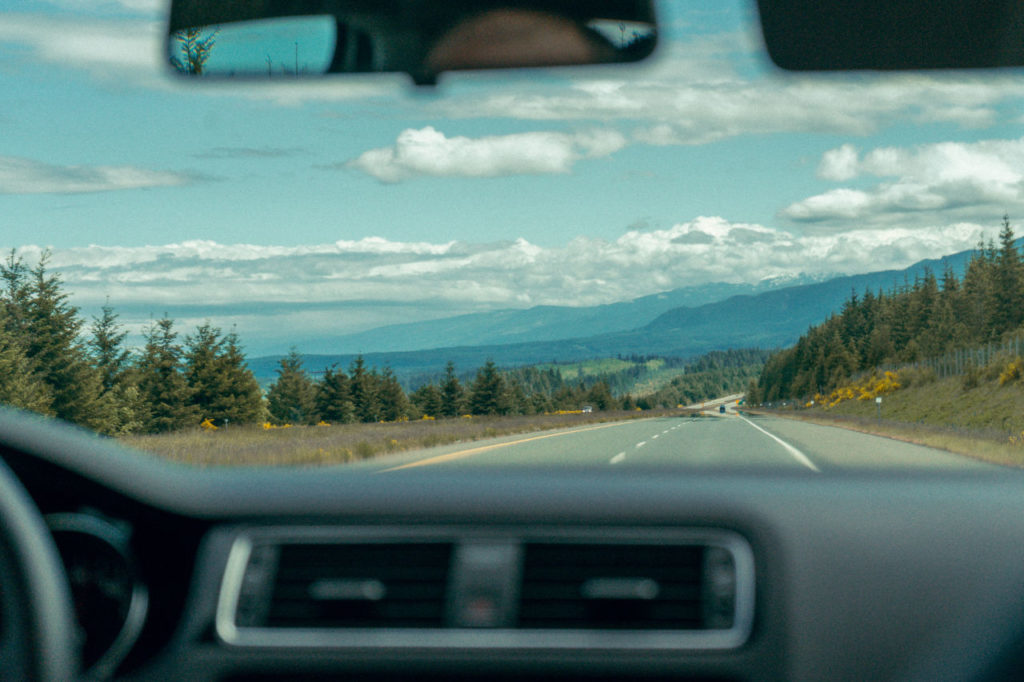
(2, 410, 1024, 682)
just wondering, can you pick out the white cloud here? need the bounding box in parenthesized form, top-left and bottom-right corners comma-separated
(818, 144, 859, 181)
(0, 14, 162, 78)
(783, 137, 1024, 225)
(0, 156, 195, 194)
(7, 216, 991, 353)
(13, 218, 987, 317)
(346, 126, 627, 182)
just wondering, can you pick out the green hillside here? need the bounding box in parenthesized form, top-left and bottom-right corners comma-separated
(757, 218, 1024, 436)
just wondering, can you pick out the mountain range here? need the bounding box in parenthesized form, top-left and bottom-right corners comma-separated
(316, 276, 823, 354)
(249, 246, 978, 387)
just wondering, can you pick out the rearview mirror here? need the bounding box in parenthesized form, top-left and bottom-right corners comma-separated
(167, 0, 658, 85)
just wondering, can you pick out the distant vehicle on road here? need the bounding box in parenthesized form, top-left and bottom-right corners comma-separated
(582, 405, 593, 414)
(719, 405, 727, 414)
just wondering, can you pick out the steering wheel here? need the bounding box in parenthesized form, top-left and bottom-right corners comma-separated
(0, 456, 77, 681)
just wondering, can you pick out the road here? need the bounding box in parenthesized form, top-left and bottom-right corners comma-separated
(354, 408, 1001, 474)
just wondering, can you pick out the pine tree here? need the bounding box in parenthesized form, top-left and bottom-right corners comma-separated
(185, 324, 263, 426)
(745, 379, 761, 406)
(184, 323, 224, 421)
(410, 383, 443, 418)
(585, 381, 615, 411)
(0, 308, 52, 414)
(2, 251, 106, 429)
(962, 245, 994, 341)
(348, 355, 379, 423)
(506, 379, 530, 414)
(89, 302, 131, 392)
(440, 361, 464, 417)
(266, 349, 317, 425)
(469, 360, 508, 415)
(316, 365, 355, 424)
(137, 317, 199, 433)
(990, 215, 1023, 336)
(88, 302, 146, 435)
(376, 366, 409, 422)
(217, 330, 265, 425)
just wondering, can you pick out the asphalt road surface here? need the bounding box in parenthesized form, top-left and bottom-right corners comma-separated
(355, 411, 1001, 474)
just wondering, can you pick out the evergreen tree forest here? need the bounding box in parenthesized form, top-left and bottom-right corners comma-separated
(0, 249, 768, 434)
(0, 250, 265, 435)
(756, 217, 1024, 404)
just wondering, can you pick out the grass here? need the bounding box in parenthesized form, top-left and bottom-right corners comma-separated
(533, 357, 685, 395)
(121, 409, 687, 468)
(755, 366, 1024, 468)
(534, 357, 636, 377)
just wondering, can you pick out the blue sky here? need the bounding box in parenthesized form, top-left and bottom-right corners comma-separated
(3, 0, 1024, 355)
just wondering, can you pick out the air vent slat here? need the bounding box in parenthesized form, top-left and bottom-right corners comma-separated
(253, 542, 452, 629)
(518, 543, 712, 630)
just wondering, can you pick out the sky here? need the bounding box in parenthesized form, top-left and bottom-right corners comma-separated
(3, 0, 1024, 355)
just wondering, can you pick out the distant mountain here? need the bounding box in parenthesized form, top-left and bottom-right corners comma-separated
(316, 277, 828, 354)
(250, 248, 976, 386)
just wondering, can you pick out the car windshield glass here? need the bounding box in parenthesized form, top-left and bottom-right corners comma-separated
(5, 0, 1024, 473)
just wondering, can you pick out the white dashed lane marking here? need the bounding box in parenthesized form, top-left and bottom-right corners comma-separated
(611, 420, 687, 465)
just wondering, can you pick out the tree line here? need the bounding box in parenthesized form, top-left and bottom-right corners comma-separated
(266, 354, 632, 425)
(267, 348, 771, 424)
(754, 216, 1024, 403)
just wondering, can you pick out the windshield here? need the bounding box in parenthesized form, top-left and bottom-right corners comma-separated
(5, 0, 1024, 472)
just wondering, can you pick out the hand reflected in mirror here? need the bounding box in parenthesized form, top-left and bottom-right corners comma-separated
(425, 9, 618, 73)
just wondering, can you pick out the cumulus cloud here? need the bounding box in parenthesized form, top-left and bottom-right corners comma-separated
(783, 137, 1024, 226)
(13, 218, 987, 334)
(0, 14, 162, 78)
(0, 156, 195, 194)
(5, 216, 991, 354)
(818, 144, 859, 181)
(345, 127, 627, 182)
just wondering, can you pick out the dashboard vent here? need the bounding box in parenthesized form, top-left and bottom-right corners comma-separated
(260, 542, 453, 628)
(518, 542, 734, 630)
(218, 527, 753, 650)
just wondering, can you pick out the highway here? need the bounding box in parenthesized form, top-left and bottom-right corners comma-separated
(356, 406, 1001, 474)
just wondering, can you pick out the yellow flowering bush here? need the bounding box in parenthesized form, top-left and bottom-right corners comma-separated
(825, 372, 901, 409)
(999, 357, 1024, 386)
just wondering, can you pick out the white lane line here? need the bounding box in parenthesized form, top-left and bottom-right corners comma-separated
(610, 452, 626, 464)
(652, 434, 659, 439)
(636, 441, 647, 449)
(737, 415, 820, 473)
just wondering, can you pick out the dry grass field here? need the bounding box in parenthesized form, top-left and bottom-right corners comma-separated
(122, 409, 684, 468)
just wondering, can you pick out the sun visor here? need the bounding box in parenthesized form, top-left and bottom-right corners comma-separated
(756, 0, 1024, 70)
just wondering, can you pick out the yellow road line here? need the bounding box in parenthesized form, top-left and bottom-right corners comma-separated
(379, 420, 638, 472)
